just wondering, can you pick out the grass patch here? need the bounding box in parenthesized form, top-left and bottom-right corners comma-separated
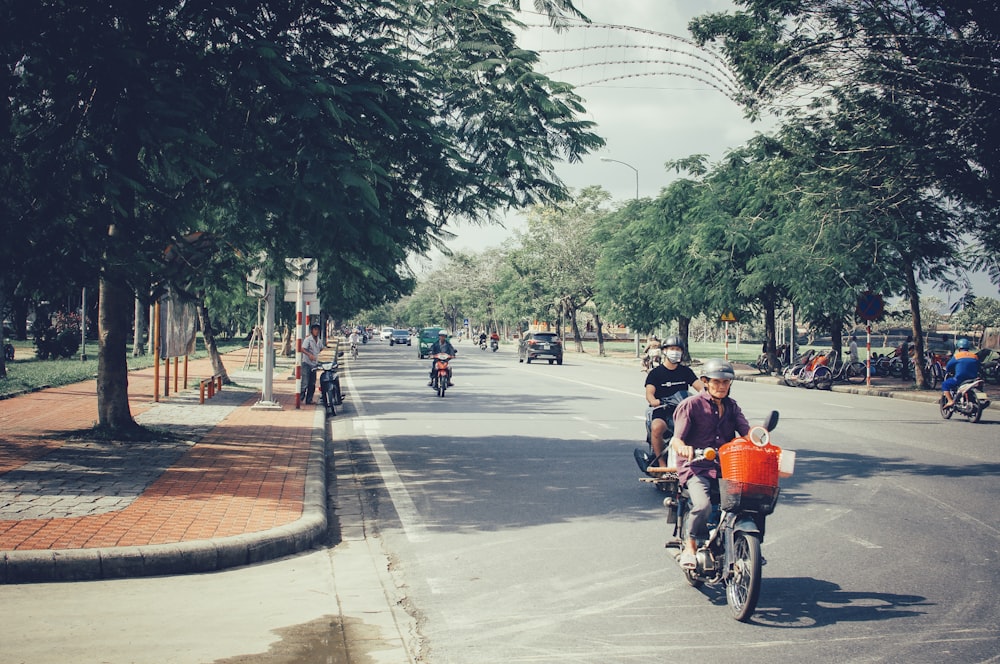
(0, 337, 245, 399)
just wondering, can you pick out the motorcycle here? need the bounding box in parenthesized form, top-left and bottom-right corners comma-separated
(939, 376, 990, 423)
(641, 348, 662, 373)
(664, 411, 792, 622)
(302, 354, 344, 417)
(430, 352, 454, 397)
(634, 394, 687, 491)
(479, 338, 488, 351)
(490, 338, 499, 352)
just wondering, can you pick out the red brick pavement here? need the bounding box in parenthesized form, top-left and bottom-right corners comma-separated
(0, 352, 315, 551)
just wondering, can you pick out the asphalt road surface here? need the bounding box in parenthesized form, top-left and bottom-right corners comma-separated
(2, 338, 996, 664)
(348, 340, 1000, 663)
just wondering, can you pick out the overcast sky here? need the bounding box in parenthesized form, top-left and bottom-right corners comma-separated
(442, 0, 768, 252)
(432, 0, 995, 301)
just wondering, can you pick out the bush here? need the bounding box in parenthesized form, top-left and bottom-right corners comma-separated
(32, 310, 83, 359)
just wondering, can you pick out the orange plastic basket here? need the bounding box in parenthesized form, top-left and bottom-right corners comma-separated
(718, 438, 780, 488)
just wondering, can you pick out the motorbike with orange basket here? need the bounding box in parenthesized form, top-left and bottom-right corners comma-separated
(663, 410, 794, 622)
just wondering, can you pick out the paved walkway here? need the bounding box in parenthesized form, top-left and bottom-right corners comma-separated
(0, 350, 324, 582)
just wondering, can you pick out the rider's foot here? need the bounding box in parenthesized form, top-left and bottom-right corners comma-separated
(943, 400, 955, 408)
(679, 550, 697, 570)
(427, 380, 433, 387)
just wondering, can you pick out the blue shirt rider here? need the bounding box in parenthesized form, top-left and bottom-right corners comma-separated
(942, 338, 979, 408)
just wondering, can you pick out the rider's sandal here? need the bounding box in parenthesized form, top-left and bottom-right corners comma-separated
(679, 551, 697, 570)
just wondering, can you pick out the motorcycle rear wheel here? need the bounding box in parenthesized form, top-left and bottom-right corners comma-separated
(684, 568, 703, 588)
(963, 396, 982, 423)
(939, 395, 954, 420)
(726, 531, 762, 622)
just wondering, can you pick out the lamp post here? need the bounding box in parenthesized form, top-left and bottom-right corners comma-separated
(600, 157, 641, 356)
(600, 157, 639, 201)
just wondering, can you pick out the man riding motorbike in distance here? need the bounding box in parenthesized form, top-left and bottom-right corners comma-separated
(428, 331, 457, 387)
(942, 337, 979, 408)
(644, 336, 705, 470)
(669, 358, 750, 570)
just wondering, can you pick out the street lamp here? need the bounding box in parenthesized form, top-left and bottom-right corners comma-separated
(601, 157, 641, 356)
(600, 157, 639, 201)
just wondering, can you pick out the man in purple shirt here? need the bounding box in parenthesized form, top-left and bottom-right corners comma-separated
(669, 358, 750, 569)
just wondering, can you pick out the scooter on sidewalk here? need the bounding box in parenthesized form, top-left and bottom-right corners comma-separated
(302, 353, 344, 417)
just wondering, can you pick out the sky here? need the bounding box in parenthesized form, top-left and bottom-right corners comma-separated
(431, 0, 996, 303)
(442, 0, 767, 252)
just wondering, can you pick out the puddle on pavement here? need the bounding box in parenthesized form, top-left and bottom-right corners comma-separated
(212, 615, 391, 664)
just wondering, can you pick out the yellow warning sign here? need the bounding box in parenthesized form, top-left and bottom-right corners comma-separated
(720, 311, 738, 323)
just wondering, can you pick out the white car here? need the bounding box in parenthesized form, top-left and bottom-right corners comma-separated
(380, 327, 394, 341)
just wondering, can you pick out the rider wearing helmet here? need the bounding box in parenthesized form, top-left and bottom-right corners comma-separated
(643, 335, 705, 470)
(428, 330, 457, 387)
(669, 358, 750, 570)
(942, 338, 979, 408)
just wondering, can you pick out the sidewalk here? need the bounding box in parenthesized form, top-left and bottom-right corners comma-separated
(0, 350, 328, 583)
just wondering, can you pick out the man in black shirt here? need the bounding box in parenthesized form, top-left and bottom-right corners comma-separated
(643, 336, 704, 469)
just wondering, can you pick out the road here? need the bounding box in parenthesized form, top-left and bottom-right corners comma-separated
(1, 338, 996, 663)
(346, 339, 1000, 663)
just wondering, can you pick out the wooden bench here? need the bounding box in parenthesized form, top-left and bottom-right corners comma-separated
(199, 374, 224, 404)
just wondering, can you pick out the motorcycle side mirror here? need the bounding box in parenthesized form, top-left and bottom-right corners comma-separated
(763, 410, 779, 431)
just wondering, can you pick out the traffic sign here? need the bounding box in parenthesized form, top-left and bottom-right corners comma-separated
(856, 291, 884, 321)
(720, 311, 738, 323)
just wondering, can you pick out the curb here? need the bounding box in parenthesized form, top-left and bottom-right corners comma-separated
(1, 400, 329, 584)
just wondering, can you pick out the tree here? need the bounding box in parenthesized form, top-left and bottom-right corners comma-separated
(5, 0, 602, 433)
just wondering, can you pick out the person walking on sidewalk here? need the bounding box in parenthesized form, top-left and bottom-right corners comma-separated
(302, 323, 324, 404)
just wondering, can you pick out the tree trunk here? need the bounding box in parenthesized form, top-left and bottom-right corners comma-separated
(905, 264, 929, 389)
(764, 301, 778, 373)
(678, 315, 693, 362)
(132, 295, 146, 356)
(595, 310, 606, 357)
(197, 301, 230, 384)
(568, 303, 584, 352)
(281, 324, 293, 356)
(97, 273, 140, 434)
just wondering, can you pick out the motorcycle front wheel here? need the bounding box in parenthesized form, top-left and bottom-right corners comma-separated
(726, 531, 762, 622)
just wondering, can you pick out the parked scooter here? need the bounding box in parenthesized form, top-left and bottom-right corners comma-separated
(318, 359, 343, 417)
(430, 353, 454, 397)
(939, 376, 990, 423)
(664, 411, 792, 622)
(302, 353, 343, 417)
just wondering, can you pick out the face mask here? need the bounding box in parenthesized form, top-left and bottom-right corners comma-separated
(665, 350, 683, 363)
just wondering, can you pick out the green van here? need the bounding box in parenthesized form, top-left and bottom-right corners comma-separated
(417, 327, 444, 359)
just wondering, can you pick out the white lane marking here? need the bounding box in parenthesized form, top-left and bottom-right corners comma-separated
(571, 416, 612, 430)
(343, 368, 429, 543)
(846, 535, 882, 549)
(517, 367, 643, 398)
